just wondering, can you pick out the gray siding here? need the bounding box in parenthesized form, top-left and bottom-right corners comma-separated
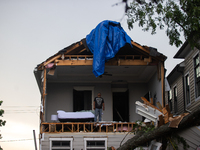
(41, 132, 135, 150)
(166, 47, 200, 115)
(184, 48, 200, 112)
(174, 126, 200, 150)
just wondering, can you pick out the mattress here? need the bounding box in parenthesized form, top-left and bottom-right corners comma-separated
(57, 110, 95, 122)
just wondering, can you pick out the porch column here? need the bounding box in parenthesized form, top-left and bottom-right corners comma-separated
(161, 61, 165, 107)
(41, 68, 47, 122)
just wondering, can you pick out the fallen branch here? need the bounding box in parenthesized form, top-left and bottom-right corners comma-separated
(117, 105, 200, 150)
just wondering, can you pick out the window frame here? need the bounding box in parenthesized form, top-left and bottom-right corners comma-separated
(184, 73, 191, 106)
(173, 85, 178, 114)
(49, 138, 73, 150)
(168, 89, 172, 112)
(193, 53, 200, 100)
(73, 86, 94, 111)
(84, 138, 107, 150)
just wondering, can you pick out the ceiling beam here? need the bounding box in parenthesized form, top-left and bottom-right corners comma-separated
(56, 59, 151, 66)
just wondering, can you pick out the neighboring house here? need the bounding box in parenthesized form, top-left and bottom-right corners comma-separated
(166, 41, 200, 115)
(34, 21, 167, 150)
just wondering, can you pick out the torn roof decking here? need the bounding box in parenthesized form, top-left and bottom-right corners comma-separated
(37, 38, 167, 70)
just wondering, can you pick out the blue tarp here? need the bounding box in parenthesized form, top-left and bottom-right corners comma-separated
(86, 20, 132, 77)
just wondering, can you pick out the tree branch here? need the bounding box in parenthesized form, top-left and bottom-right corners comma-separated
(117, 105, 200, 150)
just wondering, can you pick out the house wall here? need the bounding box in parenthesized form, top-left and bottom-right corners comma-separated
(40, 132, 135, 150)
(183, 47, 200, 112)
(45, 82, 155, 122)
(129, 83, 148, 121)
(165, 74, 185, 115)
(148, 72, 162, 107)
(165, 47, 200, 115)
(166, 126, 200, 150)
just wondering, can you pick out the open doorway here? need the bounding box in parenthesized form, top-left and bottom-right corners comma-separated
(73, 89, 92, 112)
(113, 90, 129, 122)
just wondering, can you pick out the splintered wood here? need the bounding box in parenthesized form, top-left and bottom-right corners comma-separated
(140, 97, 189, 127)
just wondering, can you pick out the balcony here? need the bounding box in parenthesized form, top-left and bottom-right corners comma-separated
(41, 122, 135, 133)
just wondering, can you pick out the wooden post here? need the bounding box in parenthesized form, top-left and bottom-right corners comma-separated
(42, 68, 47, 122)
(161, 61, 165, 107)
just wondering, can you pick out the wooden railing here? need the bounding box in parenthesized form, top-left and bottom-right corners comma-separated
(41, 122, 135, 133)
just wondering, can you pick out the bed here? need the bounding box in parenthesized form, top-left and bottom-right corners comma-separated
(57, 110, 95, 122)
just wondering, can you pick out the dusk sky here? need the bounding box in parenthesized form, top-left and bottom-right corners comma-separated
(0, 0, 183, 149)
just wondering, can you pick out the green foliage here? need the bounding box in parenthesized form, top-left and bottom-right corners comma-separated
(0, 101, 6, 139)
(0, 101, 6, 150)
(127, 0, 200, 49)
(132, 121, 189, 150)
(133, 120, 155, 133)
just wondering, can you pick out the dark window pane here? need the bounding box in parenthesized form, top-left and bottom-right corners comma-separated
(87, 141, 105, 147)
(52, 141, 70, 147)
(86, 149, 105, 150)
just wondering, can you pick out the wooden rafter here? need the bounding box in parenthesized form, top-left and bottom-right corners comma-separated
(77, 48, 86, 54)
(43, 54, 62, 67)
(64, 41, 83, 54)
(131, 41, 150, 55)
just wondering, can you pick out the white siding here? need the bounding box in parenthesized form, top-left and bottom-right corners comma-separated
(41, 132, 135, 150)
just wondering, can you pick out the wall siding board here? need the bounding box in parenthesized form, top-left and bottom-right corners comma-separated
(167, 47, 200, 115)
(41, 132, 135, 150)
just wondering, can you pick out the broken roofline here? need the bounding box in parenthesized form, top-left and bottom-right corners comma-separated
(37, 38, 167, 70)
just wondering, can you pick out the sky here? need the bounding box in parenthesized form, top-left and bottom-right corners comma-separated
(0, 0, 184, 149)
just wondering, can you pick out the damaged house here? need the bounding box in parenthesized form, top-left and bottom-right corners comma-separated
(34, 20, 167, 150)
(164, 41, 200, 149)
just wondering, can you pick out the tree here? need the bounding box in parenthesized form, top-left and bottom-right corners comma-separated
(117, 105, 200, 150)
(0, 101, 6, 150)
(126, 0, 200, 49)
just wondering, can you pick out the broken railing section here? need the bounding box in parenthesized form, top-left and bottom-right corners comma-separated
(135, 97, 189, 128)
(41, 122, 135, 133)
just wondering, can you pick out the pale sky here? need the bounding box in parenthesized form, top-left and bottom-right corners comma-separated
(0, 0, 183, 149)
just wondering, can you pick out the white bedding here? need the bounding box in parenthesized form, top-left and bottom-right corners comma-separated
(57, 110, 94, 119)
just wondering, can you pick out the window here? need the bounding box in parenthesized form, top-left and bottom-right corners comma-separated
(168, 89, 172, 112)
(50, 138, 73, 150)
(73, 86, 94, 112)
(173, 86, 178, 113)
(194, 54, 200, 98)
(185, 74, 190, 105)
(84, 138, 107, 150)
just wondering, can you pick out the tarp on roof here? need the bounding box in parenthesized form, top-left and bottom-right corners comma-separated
(86, 20, 132, 77)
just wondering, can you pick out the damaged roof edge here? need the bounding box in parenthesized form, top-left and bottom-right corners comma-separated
(36, 39, 167, 70)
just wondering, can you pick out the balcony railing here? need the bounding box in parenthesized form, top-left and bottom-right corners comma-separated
(41, 122, 135, 133)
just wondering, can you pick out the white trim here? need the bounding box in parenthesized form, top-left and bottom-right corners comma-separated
(84, 137, 107, 150)
(192, 51, 200, 59)
(184, 72, 191, 107)
(73, 86, 95, 110)
(173, 84, 178, 114)
(193, 53, 200, 100)
(49, 137, 73, 150)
